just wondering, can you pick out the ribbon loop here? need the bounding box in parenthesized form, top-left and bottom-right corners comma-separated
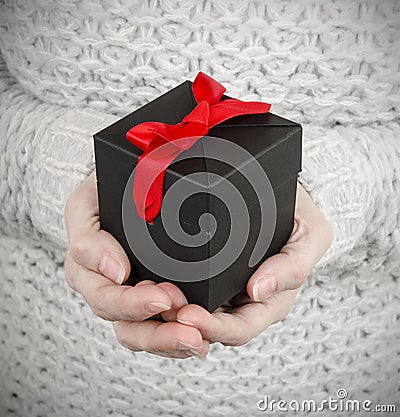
(192, 71, 226, 105)
(126, 71, 271, 223)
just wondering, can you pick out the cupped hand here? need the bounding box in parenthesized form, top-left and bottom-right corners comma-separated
(64, 174, 331, 357)
(176, 183, 333, 347)
(64, 172, 209, 359)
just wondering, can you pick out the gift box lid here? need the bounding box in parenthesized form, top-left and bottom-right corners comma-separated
(94, 80, 302, 198)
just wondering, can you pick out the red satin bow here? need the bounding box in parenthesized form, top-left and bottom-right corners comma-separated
(126, 71, 271, 223)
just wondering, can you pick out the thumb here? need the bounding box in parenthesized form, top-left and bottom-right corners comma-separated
(64, 172, 131, 284)
(248, 183, 333, 301)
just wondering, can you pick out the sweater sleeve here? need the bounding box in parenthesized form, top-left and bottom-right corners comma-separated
(0, 53, 118, 248)
(1, 52, 399, 270)
(299, 122, 400, 270)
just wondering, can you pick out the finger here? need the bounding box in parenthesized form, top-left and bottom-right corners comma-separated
(135, 280, 157, 287)
(177, 290, 297, 346)
(64, 172, 131, 284)
(248, 183, 333, 301)
(113, 320, 209, 358)
(116, 280, 188, 322)
(65, 252, 173, 321)
(157, 282, 188, 322)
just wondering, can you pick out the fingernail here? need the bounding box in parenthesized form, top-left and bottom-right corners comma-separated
(253, 275, 277, 301)
(175, 340, 202, 351)
(99, 255, 125, 285)
(177, 318, 197, 327)
(176, 340, 206, 359)
(145, 302, 171, 314)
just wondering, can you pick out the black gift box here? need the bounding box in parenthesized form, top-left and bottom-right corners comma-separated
(94, 79, 302, 312)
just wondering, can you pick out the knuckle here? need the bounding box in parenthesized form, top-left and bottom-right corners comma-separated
(95, 286, 127, 320)
(113, 325, 140, 352)
(87, 293, 111, 321)
(68, 234, 89, 264)
(89, 285, 127, 322)
(64, 253, 77, 291)
(114, 327, 130, 349)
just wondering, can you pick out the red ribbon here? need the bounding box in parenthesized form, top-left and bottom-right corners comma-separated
(126, 71, 271, 223)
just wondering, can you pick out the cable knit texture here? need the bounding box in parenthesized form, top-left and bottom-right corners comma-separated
(0, 1, 399, 416)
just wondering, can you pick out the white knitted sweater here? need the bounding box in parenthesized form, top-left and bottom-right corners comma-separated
(0, 1, 399, 416)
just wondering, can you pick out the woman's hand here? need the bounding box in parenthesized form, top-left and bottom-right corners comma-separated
(64, 172, 209, 359)
(175, 183, 333, 347)
(64, 174, 331, 357)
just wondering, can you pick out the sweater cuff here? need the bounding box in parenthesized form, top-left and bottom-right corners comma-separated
(298, 122, 400, 270)
(28, 109, 119, 247)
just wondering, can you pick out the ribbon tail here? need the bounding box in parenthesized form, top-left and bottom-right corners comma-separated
(135, 169, 165, 224)
(133, 136, 201, 222)
(134, 153, 173, 223)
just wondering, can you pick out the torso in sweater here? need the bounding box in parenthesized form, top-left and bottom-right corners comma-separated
(0, 0, 398, 126)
